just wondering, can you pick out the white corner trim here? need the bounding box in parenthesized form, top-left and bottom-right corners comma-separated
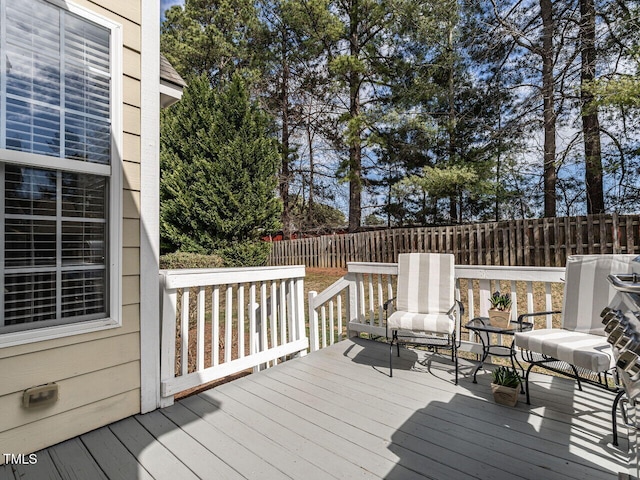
(140, 0, 161, 414)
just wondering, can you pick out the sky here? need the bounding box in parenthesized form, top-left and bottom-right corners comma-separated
(160, 0, 184, 21)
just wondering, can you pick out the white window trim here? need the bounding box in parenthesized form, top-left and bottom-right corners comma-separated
(0, 0, 123, 348)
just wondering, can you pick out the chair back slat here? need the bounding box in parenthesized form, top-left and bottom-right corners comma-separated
(563, 254, 640, 335)
(396, 253, 455, 314)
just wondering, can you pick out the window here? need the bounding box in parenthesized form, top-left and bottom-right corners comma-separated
(0, 0, 121, 343)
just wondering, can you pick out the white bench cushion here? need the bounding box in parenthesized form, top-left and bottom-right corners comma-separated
(388, 311, 455, 335)
(515, 329, 614, 372)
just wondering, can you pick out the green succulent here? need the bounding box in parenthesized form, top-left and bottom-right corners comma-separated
(489, 291, 512, 311)
(492, 366, 520, 388)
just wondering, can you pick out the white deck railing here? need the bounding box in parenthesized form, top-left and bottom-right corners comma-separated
(159, 265, 307, 406)
(308, 262, 565, 352)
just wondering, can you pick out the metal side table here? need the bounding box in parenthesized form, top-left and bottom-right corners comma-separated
(465, 317, 533, 392)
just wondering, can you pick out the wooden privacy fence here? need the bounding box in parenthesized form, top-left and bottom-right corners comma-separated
(268, 214, 640, 268)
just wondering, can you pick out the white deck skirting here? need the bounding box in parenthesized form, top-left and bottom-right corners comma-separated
(1, 338, 630, 479)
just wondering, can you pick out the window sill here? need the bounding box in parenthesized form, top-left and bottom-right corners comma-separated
(0, 318, 121, 349)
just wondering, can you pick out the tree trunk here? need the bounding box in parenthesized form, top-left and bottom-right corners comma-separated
(348, 0, 362, 232)
(280, 29, 292, 237)
(540, 0, 557, 218)
(447, 22, 458, 224)
(580, 0, 604, 214)
(307, 117, 315, 227)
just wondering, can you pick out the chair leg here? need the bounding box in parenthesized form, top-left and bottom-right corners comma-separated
(612, 389, 625, 447)
(570, 364, 583, 391)
(390, 330, 398, 378)
(453, 336, 458, 385)
(525, 363, 535, 405)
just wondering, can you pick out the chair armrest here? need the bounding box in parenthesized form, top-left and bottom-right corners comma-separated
(516, 310, 562, 324)
(383, 297, 396, 311)
(448, 300, 465, 317)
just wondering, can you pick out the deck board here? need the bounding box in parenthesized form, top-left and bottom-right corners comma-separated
(11, 338, 630, 480)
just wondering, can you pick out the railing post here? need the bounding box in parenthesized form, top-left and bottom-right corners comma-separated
(309, 291, 319, 352)
(159, 273, 176, 408)
(295, 278, 307, 357)
(346, 273, 359, 338)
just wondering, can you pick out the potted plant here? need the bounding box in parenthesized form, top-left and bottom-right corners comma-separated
(488, 291, 512, 328)
(491, 366, 520, 406)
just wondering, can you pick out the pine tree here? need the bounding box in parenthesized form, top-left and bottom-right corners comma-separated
(160, 74, 282, 264)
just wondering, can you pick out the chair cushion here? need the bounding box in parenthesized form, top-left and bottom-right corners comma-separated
(396, 253, 455, 314)
(388, 310, 455, 335)
(562, 255, 640, 336)
(514, 329, 614, 372)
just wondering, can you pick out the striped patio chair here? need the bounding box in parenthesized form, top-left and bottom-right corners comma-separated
(385, 253, 463, 384)
(515, 254, 640, 446)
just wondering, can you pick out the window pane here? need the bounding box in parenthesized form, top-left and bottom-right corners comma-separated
(62, 172, 106, 218)
(2, 0, 111, 165)
(6, 98, 61, 156)
(61, 270, 106, 318)
(62, 222, 105, 266)
(5, 219, 56, 268)
(5, 165, 57, 216)
(4, 272, 56, 325)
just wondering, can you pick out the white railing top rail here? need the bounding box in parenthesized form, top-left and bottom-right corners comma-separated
(347, 262, 565, 283)
(455, 265, 564, 282)
(161, 265, 306, 289)
(311, 276, 353, 307)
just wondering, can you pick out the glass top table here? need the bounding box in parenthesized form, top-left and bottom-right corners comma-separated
(465, 317, 533, 390)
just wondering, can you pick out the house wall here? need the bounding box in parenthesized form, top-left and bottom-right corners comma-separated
(0, 0, 142, 457)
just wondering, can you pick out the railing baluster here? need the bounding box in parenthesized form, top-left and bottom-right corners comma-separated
(479, 279, 490, 316)
(280, 280, 287, 355)
(180, 289, 189, 376)
(387, 274, 394, 315)
(510, 280, 518, 322)
(545, 282, 553, 328)
(329, 300, 335, 345)
(196, 287, 205, 372)
(358, 273, 365, 325)
(260, 282, 268, 355)
(250, 283, 257, 355)
(337, 294, 343, 341)
(270, 281, 278, 359)
(526, 281, 534, 313)
(377, 274, 384, 327)
(225, 286, 233, 363)
(368, 275, 375, 326)
(238, 285, 245, 359)
(321, 306, 327, 349)
(467, 279, 475, 321)
(287, 279, 295, 343)
(212, 286, 219, 367)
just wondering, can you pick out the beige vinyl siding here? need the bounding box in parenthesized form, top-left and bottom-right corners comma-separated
(124, 190, 142, 219)
(124, 160, 141, 191)
(124, 133, 142, 163)
(124, 219, 141, 248)
(0, 0, 143, 458)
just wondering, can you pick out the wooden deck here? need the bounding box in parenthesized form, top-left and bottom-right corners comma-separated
(1, 338, 630, 479)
